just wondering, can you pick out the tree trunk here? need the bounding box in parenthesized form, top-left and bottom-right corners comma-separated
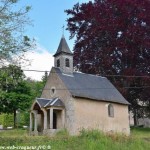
(133, 109, 138, 126)
(14, 110, 16, 128)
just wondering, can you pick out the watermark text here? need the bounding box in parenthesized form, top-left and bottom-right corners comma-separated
(0, 145, 51, 150)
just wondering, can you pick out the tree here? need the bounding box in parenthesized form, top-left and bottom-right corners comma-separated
(26, 77, 45, 99)
(41, 71, 48, 85)
(66, 0, 150, 123)
(0, 65, 32, 127)
(0, 0, 34, 65)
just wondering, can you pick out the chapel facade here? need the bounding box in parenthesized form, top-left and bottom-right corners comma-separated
(30, 36, 130, 136)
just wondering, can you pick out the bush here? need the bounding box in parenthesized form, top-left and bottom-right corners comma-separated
(18, 112, 30, 127)
(0, 113, 13, 128)
(0, 112, 30, 128)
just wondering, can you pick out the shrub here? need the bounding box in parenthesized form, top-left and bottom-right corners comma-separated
(0, 112, 30, 128)
(18, 112, 30, 127)
(0, 113, 13, 128)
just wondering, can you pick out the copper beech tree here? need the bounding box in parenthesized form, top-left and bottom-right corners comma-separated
(66, 0, 150, 124)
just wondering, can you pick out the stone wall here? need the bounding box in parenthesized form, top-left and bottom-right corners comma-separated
(137, 118, 150, 128)
(41, 67, 75, 134)
(129, 111, 150, 128)
(74, 98, 130, 135)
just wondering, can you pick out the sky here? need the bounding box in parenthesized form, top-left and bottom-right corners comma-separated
(16, 0, 92, 80)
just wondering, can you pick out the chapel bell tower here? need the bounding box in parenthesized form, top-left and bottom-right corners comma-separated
(53, 35, 73, 74)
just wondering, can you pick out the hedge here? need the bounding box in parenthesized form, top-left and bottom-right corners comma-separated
(0, 113, 13, 128)
(0, 112, 29, 128)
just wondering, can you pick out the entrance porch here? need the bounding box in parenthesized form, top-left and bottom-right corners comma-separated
(30, 98, 65, 136)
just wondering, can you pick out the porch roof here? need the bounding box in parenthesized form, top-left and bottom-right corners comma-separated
(36, 98, 64, 108)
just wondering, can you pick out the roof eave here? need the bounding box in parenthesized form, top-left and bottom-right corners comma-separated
(72, 95, 130, 105)
(53, 51, 73, 57)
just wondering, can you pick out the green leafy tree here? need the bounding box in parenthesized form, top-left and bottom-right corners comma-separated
(26, 77, 45, 99)
(0, 65, 32, 127)
(0, 0, 34, 65)
(41, 71, 48, 85)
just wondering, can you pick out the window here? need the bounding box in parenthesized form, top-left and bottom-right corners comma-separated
(52, 88, 55, 94)
(65, 58, 70, 67)
(57, 59, 60, 67)
(50, 87, 56, 96)
(108, 104, 114, 117)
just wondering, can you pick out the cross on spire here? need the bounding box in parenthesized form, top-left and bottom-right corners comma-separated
(62, 25, 65, 37)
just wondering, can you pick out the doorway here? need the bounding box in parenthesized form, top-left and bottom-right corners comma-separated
(53, 112, 57, 129)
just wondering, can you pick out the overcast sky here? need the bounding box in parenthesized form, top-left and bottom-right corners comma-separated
(17, 0, 93, 80)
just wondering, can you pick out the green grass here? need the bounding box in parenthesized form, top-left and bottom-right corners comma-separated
(0, 128, 149, 150)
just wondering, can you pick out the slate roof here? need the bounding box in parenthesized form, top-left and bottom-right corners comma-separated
(53, 35, 73, 57)
(36, 98, 50, 107)
(54, 67, 130, 105)
(36, 98, 64, 108)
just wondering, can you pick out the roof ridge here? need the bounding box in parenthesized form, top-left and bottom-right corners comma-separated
(37, 98, 52, 101)
(50, 98, 59, 106)
(44, 99, 53, 107)
(74, 71, 106, 78)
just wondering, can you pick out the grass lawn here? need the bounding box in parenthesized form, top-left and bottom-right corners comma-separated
(0, 127, 149, 150)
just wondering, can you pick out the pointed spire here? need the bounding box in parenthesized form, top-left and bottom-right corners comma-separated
(53, 36, 73, 57)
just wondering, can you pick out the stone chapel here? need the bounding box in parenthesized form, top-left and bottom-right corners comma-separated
(30, 36, 130, 136)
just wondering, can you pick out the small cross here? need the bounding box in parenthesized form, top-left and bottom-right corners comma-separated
(62, 25, 64, 36)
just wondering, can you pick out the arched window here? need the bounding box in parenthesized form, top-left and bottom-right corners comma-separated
(52, 88, 55, 94)
(65, 58, 70, 67)
(57, 59, 60, 67)
(108, 104, 114, 117)
(50, 87, 56, 96)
